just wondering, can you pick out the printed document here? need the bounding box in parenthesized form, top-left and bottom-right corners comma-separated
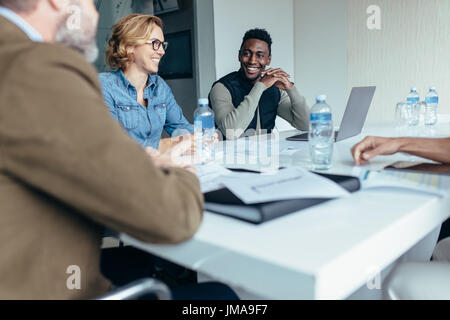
(219, 167, 350, 204)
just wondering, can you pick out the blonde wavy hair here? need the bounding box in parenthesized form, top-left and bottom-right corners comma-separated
(105, 14, 164, 71)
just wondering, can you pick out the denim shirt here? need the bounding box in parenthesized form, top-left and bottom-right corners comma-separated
(99, 70, 193, 149)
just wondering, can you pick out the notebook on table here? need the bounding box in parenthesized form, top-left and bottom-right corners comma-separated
(204, 171, 360, 224)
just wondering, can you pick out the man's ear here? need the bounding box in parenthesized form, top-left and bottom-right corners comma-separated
(47, 0, 70, 12)
(267, 55, 272, 66)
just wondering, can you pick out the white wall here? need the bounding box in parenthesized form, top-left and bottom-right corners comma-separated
(348, 0, 450, 122)
(294, 0, 348, 125)
(212, 0, 295, 80)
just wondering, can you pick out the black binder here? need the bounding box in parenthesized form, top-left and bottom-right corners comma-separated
(204, 171, 360, 224)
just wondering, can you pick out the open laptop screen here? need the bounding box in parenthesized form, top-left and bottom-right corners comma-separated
(286, 86, 376, 142)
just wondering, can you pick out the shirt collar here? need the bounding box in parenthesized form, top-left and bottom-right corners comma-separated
(0, 6, 43, 42)
(117, 69, 156, 90)
(147, 74, 156, 87)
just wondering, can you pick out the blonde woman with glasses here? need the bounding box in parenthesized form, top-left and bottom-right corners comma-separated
(99, 14, 194, 153)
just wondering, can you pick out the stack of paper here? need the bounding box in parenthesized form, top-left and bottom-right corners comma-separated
(196, 165, 350, 204)
(195, 162, 233, 193)
(354, 167, 450, 197)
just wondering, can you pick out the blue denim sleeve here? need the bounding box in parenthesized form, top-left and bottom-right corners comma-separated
(160, 80, 194, 137)
(103, 91, 119, 121)
(98, 74, 118, 121)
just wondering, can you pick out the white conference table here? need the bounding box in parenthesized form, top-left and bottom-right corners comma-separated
(121, 121, 450, 300)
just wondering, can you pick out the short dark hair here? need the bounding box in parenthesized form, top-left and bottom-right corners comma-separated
(240, 28, 272, 56)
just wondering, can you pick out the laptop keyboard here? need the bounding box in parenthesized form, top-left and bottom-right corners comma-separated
(287, 130, 339, 141)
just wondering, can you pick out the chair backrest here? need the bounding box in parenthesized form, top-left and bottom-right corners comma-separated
(97, 278, 172, 300)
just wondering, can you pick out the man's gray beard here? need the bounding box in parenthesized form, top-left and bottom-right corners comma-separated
(55, 9, 99, 63)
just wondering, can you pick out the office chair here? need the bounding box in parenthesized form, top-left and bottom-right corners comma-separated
(97, 278, 171, 300)
(383, 238, 450, 300)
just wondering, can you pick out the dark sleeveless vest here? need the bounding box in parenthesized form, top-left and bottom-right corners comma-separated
(212, 69, 280, 132)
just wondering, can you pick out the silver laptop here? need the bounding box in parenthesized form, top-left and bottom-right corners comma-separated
(286, 86, 376, 142)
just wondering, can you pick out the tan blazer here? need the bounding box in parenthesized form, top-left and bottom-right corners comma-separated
(0, 16, 203, 299)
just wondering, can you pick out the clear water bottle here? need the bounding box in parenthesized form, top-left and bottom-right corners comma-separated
(406, 88, 420, 105)
(309, 95, 334, 170)
(194, 98, 215, 163)
(424, 87, 439, 126)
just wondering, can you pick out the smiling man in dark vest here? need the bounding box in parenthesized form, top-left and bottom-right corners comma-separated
(209, 28, 310, 140)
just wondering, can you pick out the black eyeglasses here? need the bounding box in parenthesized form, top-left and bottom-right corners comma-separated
(145, 39, 168, 51)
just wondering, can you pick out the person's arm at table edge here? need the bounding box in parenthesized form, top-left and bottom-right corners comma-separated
(209, 82, 266, 140)
(352, 136, 450, 165)
(396, 137, 450, 164)
(277, 86, 309, 131)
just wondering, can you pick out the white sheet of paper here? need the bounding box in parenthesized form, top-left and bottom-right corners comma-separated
(196, 162, 234, 193)
(219, 167, 350, 204)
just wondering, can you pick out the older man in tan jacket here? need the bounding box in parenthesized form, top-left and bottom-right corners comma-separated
(0, 0, 204, 299)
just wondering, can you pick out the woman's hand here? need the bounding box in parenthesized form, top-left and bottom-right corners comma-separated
(160, 132, 220, 156)
(146, 139, 198, 174)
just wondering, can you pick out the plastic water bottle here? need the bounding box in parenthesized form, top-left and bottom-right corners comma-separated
(406, 88, 420, 105)
(405, 88, 421, 126)
(309, 95, 334, 170)
(194, 98, 215, 163)
(424, 87, 439, 126)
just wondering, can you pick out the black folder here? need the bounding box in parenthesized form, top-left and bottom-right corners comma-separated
(204, 171, 361, 224)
